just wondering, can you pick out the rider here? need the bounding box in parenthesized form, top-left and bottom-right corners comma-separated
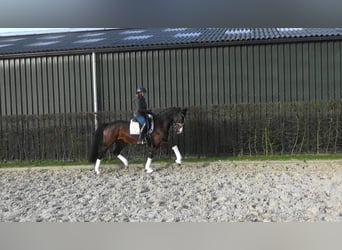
(134, 87, 150, 144)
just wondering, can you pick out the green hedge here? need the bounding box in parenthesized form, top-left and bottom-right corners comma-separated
(1, 101, 342, 161)
(185, 101, 342, 156)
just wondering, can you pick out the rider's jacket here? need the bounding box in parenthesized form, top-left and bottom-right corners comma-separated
(134, 95, 148, 115)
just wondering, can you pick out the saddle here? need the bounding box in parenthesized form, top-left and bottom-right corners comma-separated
(129, 114, 154, 135)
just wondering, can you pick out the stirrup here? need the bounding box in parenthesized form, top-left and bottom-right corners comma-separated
(137, 134, 147, 144)
(137, 139, 147, 144)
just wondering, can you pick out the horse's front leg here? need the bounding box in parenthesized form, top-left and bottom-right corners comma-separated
(145, 146, 157, 174)
(172, 145, 182, 165)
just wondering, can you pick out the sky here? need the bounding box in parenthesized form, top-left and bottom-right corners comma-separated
(0, 28, 106, 36)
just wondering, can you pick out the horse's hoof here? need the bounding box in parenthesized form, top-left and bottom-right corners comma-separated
(145, 168, 153, 174)
(175, 159, 182, 165)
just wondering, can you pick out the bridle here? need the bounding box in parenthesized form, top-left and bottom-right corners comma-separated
(173, 113, 185, 134)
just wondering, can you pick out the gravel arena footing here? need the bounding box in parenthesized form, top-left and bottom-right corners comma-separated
(1, 160, 342, 222)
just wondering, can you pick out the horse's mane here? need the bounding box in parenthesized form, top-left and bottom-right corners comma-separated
(156, 107, 181, 120)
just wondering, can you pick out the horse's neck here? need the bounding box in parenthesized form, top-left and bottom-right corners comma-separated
(158, 116, 173, 130)
(156, 108, 179, 131)
(156, 113, 173, 131)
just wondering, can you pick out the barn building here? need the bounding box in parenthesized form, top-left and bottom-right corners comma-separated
(1, 28, 342, 160)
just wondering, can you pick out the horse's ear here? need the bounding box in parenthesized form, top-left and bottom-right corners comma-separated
(182, 108, 187, 116)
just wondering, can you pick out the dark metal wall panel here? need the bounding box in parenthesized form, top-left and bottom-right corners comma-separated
(0, 54, 93, 116)
(96, 40, 342, 114)
(302, 43, 309, 101)
(180, 49, 189, 107)
(2, 40, 342, 117)
(217, 47, 225, 105)
(241, 46, 249, 103)
(308, 43, 316, 101)
(164, 50, 172, 107)
(314, 43, 323, 101)
(334, 42, 341, 99)
(0, 61, 5, 115)
(193, 48, 201, 106)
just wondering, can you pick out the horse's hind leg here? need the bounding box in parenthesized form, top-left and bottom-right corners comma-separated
(113, 140, 128, 167)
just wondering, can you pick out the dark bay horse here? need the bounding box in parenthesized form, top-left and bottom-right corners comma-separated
(89, 107, 187, 174)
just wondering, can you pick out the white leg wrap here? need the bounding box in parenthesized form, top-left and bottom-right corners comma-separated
(145, 157, 153, 174)
(95, 159, 101, 175)
(117, 154, 128, 167)
(172, 145, 182, 165)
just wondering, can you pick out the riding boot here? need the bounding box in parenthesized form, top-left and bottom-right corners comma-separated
(137, 124, 147, 144)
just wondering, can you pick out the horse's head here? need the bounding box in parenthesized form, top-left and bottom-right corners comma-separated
(173, 108, 187, 134)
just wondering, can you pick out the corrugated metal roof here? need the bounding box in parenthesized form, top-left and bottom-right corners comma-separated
(1, 28, 342, 56)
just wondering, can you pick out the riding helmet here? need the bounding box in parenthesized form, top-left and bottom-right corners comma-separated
(136, 87, 146, 94)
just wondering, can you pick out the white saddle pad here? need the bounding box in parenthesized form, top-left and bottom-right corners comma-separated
(129, 119, 140, 135)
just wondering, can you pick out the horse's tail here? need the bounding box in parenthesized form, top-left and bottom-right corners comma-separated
(88, 123, 107, 163)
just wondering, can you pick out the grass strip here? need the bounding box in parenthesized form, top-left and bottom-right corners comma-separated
(2, 153, 342, 169)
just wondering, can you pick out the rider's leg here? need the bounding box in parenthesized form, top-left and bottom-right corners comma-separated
(137, 123, 147, 144)
(134, 114, 147, 144)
